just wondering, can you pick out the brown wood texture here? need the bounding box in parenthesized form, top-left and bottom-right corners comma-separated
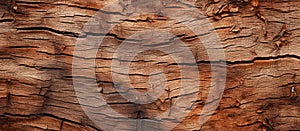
(0, 0, 299, 130)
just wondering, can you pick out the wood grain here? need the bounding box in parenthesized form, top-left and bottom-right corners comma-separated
(0, 0, 299, 130)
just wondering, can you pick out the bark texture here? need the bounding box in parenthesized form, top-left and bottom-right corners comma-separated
(0, 0, 299, 130)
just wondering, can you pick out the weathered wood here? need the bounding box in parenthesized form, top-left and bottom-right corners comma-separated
(0, 0, 299, 130)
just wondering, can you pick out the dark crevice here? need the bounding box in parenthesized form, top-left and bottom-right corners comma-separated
(16, 27, 79, 37)
(16, 1, 46, 4)
(59, 120, 63, 131)
(0, 19, 14, 22)
(18, 64, 65, 78)
(8, 45, 38, 48)
(196, 54, 300, 65)
(121, 16, 167, 23)
(227, 54, 300, 65)
(2, 112, 39, 118)
(2, 112, 101, 131)
(80, 32, 139, 42)
(53, 3, 99, 12)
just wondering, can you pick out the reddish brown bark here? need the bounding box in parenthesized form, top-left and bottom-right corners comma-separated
(0, 0, 299, 130)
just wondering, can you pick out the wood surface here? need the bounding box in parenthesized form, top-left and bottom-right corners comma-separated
(0, 0, 299, 130)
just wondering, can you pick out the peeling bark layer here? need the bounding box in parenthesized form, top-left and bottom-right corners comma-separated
(0, 0, 299, 130)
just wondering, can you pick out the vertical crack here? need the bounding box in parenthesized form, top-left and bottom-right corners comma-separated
(167, 87, 172, 116)
(59, 120, 63, 131)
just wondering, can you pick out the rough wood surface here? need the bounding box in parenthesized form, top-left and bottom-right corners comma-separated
(0, 0, 299, 130)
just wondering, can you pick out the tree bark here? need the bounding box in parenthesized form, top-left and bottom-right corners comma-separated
(0, 0, 299, 130)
